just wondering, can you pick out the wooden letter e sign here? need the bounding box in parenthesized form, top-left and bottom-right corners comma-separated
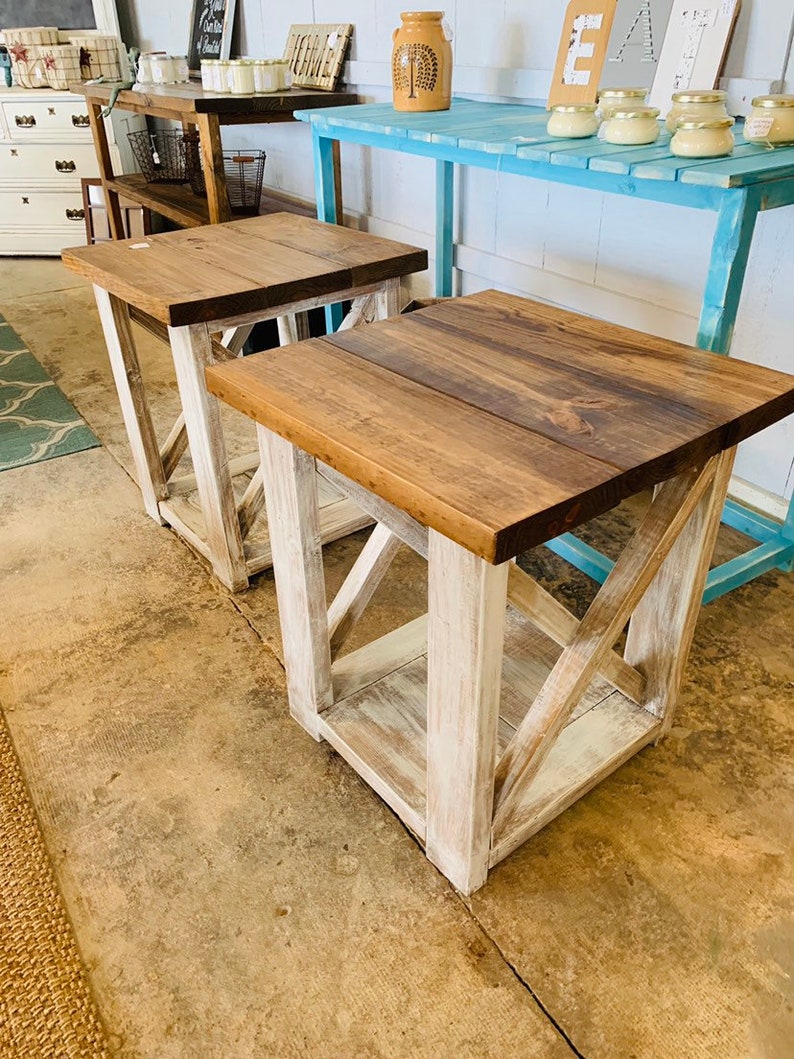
(548, 0, 618, 107)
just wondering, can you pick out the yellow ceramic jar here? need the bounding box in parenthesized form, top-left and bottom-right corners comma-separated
(743, 95, 794, 146)
(665, 90, 728, 133)
(392, 11, 453, 113)
(597, 87, 648, 120)
(602, 106, 661, 145)
(671, 117, 735, 158)
(546, 104, 599, 139)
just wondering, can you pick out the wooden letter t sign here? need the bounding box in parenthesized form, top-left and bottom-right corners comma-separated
(548, 0, 618, 107)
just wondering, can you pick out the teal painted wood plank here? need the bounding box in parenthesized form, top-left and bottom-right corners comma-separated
(429, 106, 545, 146)
(631, 142, 767, 182)
(588, 142, 679, 173)
(455, 115, 552, 154)
(549, 131, 673, 170)
(681, 146, 794, 187)
(516, 136, 600, 162)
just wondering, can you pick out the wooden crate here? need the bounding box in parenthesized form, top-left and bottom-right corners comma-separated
(283, 23, 352, 91)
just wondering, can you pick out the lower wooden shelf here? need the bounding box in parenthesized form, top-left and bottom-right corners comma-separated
(106, 174, 316, 229)
(319, 607, 662, 865)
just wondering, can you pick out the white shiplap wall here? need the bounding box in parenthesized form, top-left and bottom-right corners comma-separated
(120, 0, 794, 507)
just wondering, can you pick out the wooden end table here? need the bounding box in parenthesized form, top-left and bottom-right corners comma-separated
(62, 212, 427, 590)
(206, 291, 794, 893)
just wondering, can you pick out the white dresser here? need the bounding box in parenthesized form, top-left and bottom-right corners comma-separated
(0, 86, 142, 255)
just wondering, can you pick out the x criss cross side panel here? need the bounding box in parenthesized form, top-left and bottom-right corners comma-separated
(206, 290, 794, 564)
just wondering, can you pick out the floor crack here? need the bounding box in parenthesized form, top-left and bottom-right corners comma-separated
(458, 897, 589, 1059)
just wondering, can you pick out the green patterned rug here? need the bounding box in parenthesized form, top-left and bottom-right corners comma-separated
(0, 315, 99, 473)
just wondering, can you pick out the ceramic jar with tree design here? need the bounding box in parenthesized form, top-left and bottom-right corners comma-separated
(392, 11, 452, 112)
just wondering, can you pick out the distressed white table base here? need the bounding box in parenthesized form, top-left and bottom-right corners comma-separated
(259, 423, 736, 895)
(93, 280, 400, 590)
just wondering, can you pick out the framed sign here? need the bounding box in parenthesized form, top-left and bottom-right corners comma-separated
(604, 0, 674, 88)
(648, 0, 741, 110)
(548, 0, 619, 107)
(188, 0, 236, 75)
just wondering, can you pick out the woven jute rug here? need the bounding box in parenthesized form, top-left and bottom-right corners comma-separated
(0, 710, 111, 1058)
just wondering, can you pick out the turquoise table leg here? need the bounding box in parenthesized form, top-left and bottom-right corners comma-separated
(436, 160, 454, 297)
(313, 129, 344, 333)
(696, 187, 759, 354)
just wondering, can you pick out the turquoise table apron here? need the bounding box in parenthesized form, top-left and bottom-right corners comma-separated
(295, 99, 794, 601)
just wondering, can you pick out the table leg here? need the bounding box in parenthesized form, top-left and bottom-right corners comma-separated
(425, 529, 508, 895)
(257, 426, 333, 739)
(696, 187, 760, 355)
(313, 130, 344, 333)
(625, 448, 736, 734)
(168, 322, 247, 590)
(93, 286, 167, 522)
(435, 160, 454, 298)
(86, 101, 124, 240)
(195, 113, 232, 225)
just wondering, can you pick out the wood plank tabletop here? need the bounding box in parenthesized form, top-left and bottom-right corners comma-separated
(61, 213, 427, 326)
(206, 290, 794, 563)
(295, 100, 794, 190)
(76, 82, 357, 119)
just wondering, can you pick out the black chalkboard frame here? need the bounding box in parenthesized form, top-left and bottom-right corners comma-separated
(188, 0, 236, 75)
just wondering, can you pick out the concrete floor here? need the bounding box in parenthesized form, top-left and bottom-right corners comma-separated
(0, 257, 792, 1059)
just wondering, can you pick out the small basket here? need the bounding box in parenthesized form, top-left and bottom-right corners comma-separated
(223, 150, 266, 215)
(128, 129, 191, 184)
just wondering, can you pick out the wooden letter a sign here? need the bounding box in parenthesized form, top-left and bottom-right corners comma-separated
(548, 0, 618, 107)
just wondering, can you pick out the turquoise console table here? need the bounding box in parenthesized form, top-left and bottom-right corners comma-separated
(295, 99, 794, 601)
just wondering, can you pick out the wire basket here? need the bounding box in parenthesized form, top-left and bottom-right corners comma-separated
(127, 130, 192, 184)
(223, 151, 266, 215)
(185, 149, 266, 216)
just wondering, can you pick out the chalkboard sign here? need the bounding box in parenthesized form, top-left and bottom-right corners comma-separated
(0, 1, 96, 31)
(188, 0, 236, 73)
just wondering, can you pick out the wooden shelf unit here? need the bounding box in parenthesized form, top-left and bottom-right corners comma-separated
(76, 82, 358, 237)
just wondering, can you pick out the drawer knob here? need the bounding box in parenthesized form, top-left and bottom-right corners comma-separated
(48, 107, 56, 116)
(14, 115, 36, 128)
(21, 197, 29, 205)
(71, 114, 90, 128)
(55, 160, 77, 173)
(66, 208, 85, 221)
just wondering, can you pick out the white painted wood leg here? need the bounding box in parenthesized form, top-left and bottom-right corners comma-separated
(425, 530, 508, 895)
(93, 285, 166, 522)
(625, 448, 736, 734)
(257, 425, 332, 740)
(276, 313, 311, 346)
(373, 277, 401, 320)
(168, 322, 247, 591)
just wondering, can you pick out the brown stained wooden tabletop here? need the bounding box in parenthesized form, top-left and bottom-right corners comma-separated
(206, 290, 794, 563)
(61, 213, 428, 326)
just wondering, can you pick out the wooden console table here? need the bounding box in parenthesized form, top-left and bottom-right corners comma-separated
(77, 82, 357, 238)
(296, 99, 794, 601)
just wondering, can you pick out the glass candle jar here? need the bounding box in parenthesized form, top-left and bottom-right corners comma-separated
(665, 90, 728, 133)
(173, 55, 189, 83)
(598, 87, 648, 120)
(200, 59, 216, 91)
(602, 106, 661, 145)
(743, 95, 794, 147)
(547, 104, 599, 139)
(671, 117, 735, 158)
(215, 59, 231, 93)
(150, 54, 178, 84)
(228, 59, 255, 95)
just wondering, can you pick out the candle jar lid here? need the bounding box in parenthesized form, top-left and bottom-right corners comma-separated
(671, 90, 727, 103)
(676, 117, 735, 130)
(598, 87, 647, 97)
(610, 106, 660, 119)
(750, 94, 794, 108)
(550, 104, 598, 113)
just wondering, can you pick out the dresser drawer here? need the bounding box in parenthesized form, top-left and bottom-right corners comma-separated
(0, 142, 99, 185)
(1, 98, 92, 138)
(0, 190, 87, 229)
